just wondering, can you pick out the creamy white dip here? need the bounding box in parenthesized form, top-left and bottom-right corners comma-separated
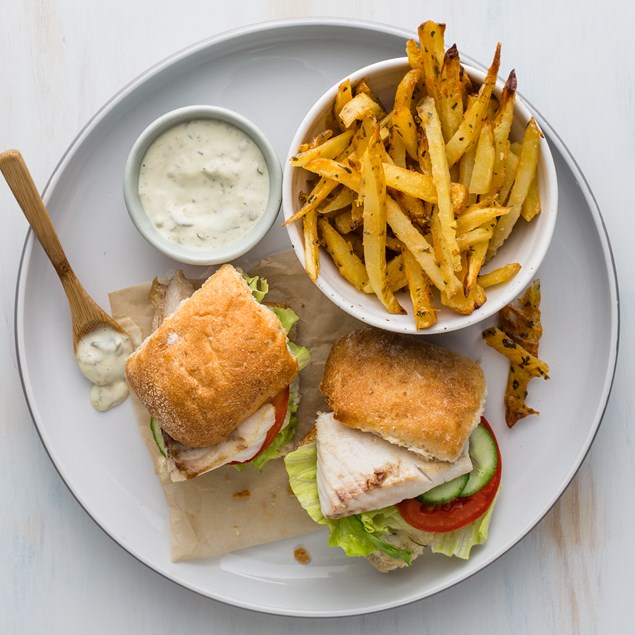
(76, 326, 133, 411)
(138, 119, 270, 249)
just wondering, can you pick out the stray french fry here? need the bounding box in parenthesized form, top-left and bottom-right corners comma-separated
(482, 326, 549, 378)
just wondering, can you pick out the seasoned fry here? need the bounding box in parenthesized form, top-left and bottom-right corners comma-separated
(320, 187, 355, 214)
(283, 177, 339, 226)
(521, 175, 541, 222)
(498, 280, 544, 426)
(318, 218, 368, 290)
(438, 44, 464, 141)
(490, 70, 517, 193)
(334, 80, 354, 130)
(301, 158, 361, 192)
(469, 121, 495, 194)
(488, 118, 543, 258)
(303, 210, 320, 282)
(291, 130, 354, 167)
(403, 247, 437, 329)
(417, 96, 461, 275)
(456, 204, 509, 234)
(339, 93, 384, 129)
(360, 130, 404, 314)
(417, 21, 446, 104)
(482, 326, 549, 378)
(445, 43, 501, 168)
(478, 262, 521, 288)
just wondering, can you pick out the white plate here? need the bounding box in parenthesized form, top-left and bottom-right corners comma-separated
(15, 19, 618, 617)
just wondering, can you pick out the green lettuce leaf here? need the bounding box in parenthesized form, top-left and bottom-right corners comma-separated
(284, 442, 413, 563)
(272, 306, 300, 334)
(288, 342, 311, 370)
(242, 273, 269, 302)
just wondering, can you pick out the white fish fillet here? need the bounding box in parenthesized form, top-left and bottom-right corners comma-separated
(166, 403, 276, 481)
(316, 412, 472, 519)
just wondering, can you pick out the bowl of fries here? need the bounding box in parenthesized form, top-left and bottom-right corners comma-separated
(282, 36, 557, 334)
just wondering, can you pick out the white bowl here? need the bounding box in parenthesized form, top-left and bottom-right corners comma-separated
(282, 57, 558, 334)
(124, 105, 282, 266)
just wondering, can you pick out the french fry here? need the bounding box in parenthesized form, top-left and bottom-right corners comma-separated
(383, 162, 467, 209)
(339, 93, 384, 129)
(290, 130, 354, 167)
(482, 326, 549, 378)
(297, 130, 332, 153)
(303, 210, 320, 282)
(487, 118, 543, 258)
(333, 209, 354, 234)
(521, 175, 541, 222)
(417, 21, 446, 104)
(457, 226, 494, 250)
(392, 69, 421, 159)
(445, 43, 501, 168)
(385, 197, 447, 292)
(283, 177, 339, 226)
(403, 247, 437, 329)
(364, 253, 407, 294)
(417, 96, 461, 276)
(391, 190, 428, 227)
(360, 129, 404, 314)
(489, 70, 517, 192)
(478, 262, 521, 287)
(406, 38, 424, 69)
(497, 146, 520, 206)
(319, 187, 355, 214)
(469, 121, 495, 194)
(456, 204, 509, 234)
(318, 218, 368, 290)
(438, 44, 464, 141)
(464, 241, 488, 294)
(301, 158, 361, 192)
(334, 80, 353, 131)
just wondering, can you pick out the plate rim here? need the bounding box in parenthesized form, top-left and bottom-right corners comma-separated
(13, 17, 620, 617)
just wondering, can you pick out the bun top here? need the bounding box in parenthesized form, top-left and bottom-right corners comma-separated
(126, 265, 298, 448)
(320, 329, 486, 462)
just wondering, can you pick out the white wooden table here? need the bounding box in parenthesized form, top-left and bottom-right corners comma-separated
(1, 1, 632, 632)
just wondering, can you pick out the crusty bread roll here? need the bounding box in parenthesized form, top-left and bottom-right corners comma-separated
(320, 328, 486, 462)
(126, 264, 298, 448)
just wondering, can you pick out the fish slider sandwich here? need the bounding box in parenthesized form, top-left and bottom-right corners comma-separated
(285, 328, 501, 572)
(126, 264, 310, 481)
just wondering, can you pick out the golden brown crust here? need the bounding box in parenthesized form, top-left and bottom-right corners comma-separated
(320, 328, 486, 462)
(126, 265, 299, 448)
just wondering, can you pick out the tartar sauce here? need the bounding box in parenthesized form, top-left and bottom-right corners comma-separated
(138, 119, 270, 249)
(75, 326, 133, 412)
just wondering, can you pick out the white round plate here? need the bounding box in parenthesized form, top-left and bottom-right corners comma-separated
(15, 19, 618, 617)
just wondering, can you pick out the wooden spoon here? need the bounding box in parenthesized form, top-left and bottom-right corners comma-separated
(0, 149, 127, 350)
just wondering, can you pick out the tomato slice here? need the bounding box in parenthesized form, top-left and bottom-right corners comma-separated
(397, 418, 501, 533)
(229, 385, 290, 465)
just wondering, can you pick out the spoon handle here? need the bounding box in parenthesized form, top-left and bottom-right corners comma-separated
(0, 149, 121, 345)
(0, 149, 77, 276)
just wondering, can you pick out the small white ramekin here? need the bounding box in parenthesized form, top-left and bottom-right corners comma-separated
(124, 105, 282, 266)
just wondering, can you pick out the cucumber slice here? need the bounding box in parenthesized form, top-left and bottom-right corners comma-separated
(150, 417, 167, 457)
(417, 473, 469, 504)
(460, 423, 498, 498)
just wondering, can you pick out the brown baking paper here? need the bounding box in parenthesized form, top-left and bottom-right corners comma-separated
(109, 250, 363, 562)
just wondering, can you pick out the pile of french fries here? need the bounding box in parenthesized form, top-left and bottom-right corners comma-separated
(286, 21, 544, 329)
(482, 280, 547, 427)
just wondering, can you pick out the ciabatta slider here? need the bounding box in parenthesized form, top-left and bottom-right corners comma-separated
(285, 329, 501, 572)
(126, 264, 310, 481)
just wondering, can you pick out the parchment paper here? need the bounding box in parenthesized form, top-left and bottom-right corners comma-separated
(109, 250, 363, 562)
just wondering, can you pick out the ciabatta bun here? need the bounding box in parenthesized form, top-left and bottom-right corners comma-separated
(320, 329, 486, 462)
(126, 265, 298, 448)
